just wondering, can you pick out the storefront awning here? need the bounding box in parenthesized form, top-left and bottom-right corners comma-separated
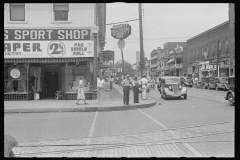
(167, 58, 175, 64)
(4, 57, 93, 63)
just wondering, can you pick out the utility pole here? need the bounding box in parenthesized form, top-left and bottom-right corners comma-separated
(121, 49, 125, 77)
(216, 40, 220, 77)
(139, 3, 144, 77)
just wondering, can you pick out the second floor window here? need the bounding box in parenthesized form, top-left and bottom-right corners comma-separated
(54, 3, 69, 21)
(10, 3, 25, 21)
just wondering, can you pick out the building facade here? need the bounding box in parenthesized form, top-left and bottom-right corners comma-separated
(162, 42, 186, 76)
(150, 49, 158, 77)
(4, 3, 106, 101)
(184, 21, 230, 80)
(229, 3, 235, 76)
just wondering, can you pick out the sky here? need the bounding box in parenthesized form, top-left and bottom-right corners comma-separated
(104, 3, 229, 64)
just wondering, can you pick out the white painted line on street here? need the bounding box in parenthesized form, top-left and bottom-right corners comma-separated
(85, 111, 98, 157)
(88, 111, 99, 138)
(137, 109, 168, 130)
(183, 143, 202, 156)
(137, 108, 202, 157)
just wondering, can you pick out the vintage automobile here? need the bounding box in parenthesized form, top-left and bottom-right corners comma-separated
(193, 80, 201, 89)
(159, 76, 187, 100)
(4, 134, 18, 157)
(215, 77, 229, 91)
(200, 77, 209, 89)
(225, 76, 235, 106)
(181, 77, 193, 87)
(207, 77, 217, 90)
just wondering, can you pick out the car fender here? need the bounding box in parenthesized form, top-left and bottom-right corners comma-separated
(4, 135, 18, 157)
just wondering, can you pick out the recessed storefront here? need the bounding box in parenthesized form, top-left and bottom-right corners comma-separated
(4, 28, 96, 101)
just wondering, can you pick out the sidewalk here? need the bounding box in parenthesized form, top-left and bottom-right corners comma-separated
(4, 85, 157, 113)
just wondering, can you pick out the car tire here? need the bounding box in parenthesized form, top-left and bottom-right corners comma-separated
(228, 93, 234, 106)
(163, 92, 167, 100)
(9, 150, 15, 157)
(184, 94, 187, 99)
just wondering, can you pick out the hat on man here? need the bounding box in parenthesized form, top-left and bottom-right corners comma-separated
(125, 74, 130, 78)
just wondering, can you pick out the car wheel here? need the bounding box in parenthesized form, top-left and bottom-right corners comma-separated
(184, 94, 187, 99)
(163, 92, 167, 100)
(228, 93, 234, 106)
(9, 150, 15, 157)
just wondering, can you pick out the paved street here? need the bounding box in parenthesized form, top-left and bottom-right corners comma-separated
(4, 85, 234, 157)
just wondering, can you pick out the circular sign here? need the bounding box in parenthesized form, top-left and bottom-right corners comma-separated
(47, 41, 66, 57)
(118, 39, 125, 49)
(10, 68, 20, 79)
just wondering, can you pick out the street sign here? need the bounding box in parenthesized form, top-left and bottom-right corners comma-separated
(111, 24, 131, 40)
(118, 39, 125, 49)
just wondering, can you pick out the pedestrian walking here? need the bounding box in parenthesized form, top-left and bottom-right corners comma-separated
(132, 75, 140, 103)
(140, 75, 148, 100)
(97, 76, 105, 102)
(122, 75, 132, 106)
(76, 76, 88, 105)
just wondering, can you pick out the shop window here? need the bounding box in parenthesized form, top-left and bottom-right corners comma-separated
(9, 3, 25, 21)
(4, 64, 28, 93)
(53, 3, 69, 21)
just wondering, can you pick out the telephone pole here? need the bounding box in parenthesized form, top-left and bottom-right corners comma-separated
(138, 3, 144, 77)
(216, 40, 220, 77)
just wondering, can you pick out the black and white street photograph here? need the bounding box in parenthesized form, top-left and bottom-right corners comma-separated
(4, 3, 235, 157)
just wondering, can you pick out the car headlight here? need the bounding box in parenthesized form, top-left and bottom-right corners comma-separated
(179, 85, 182, 89)
(169, 86, 172, 90)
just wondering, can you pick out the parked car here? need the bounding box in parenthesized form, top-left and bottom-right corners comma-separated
(181, 77, 193, 87)
(159, 76, 187, 100)
(225, 76, 235, 106)
(194, 80, 201, 89)
(4, 134, 18, 157)
(207, 77, 217, 90)
(200, 77, 209, 89)
(215, 77, 229, 91)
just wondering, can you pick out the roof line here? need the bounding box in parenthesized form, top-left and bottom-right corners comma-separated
(186, 21, 229, 42)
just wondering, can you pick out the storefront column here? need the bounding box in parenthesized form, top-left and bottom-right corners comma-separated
(92, 25, 99, 92)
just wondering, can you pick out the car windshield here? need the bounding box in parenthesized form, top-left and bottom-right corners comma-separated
(165, 78, 180, 84)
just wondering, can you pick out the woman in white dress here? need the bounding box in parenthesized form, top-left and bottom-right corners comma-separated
(76, 76, 88, 105)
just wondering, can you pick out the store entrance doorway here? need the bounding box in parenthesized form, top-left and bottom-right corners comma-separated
(43, 65, 60, 99)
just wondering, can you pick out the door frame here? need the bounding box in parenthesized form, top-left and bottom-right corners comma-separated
(42, 63, 60, 99)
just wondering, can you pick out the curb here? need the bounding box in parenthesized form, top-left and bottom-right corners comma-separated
(4, 98, 157, 113)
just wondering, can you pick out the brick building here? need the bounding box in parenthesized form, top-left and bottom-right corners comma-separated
(228, 3, 235, 76)
(162, 42, 186, 76)
(184, 21, 230, 79)
(4, 3, 106, 100)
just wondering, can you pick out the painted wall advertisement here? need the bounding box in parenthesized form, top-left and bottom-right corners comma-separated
(4, 29, 93, 58)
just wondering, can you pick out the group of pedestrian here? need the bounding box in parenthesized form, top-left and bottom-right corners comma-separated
(122, 74, 149, 106)
(76, 75, 150, 106)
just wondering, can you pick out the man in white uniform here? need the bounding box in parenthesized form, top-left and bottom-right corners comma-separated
(140, 75, 148, 100)
(97, 76, 105, 102)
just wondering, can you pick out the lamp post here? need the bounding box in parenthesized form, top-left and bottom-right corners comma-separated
(92, 25, 99, 92)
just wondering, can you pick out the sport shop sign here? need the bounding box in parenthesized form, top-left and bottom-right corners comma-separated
(111, 24, 131, 40)
(4, 29, 93, 58)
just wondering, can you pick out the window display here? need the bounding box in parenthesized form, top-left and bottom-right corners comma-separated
(4, 64, 28, 93)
